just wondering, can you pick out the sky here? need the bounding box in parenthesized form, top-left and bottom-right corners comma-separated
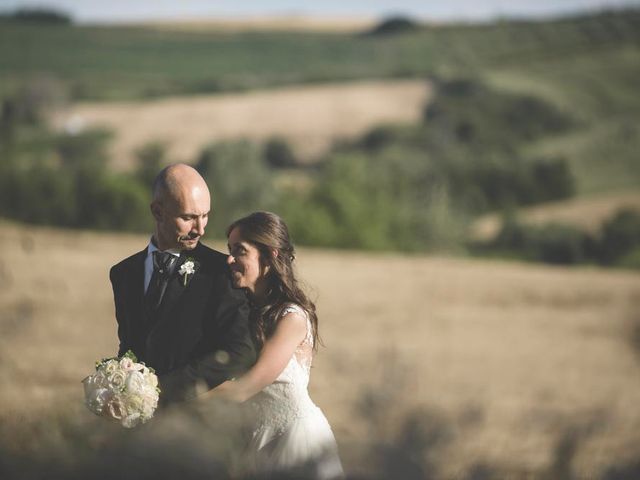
(0, 0, 639, 23)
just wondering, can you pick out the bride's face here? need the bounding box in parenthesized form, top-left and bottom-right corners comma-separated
(227, 227, 269, 297)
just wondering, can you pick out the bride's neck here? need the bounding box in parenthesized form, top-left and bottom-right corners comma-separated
(249, 278, 270, 304)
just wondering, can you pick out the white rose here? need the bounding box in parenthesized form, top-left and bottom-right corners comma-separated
(141, 386, 159, 404)
(126, 393, 145, 412)
(92, 371, 109, 389)
(141, 403, 155, 420)
(108, 370, 127, 390)
(103, 360, 118, 375)
(131, 362, 145, 372)
(179, 261, 195, 276)
(144, 371, 158, 388)
(119, 357, 134, 371)
(108, 396, 124, 420)
(126, 371, 145, 393)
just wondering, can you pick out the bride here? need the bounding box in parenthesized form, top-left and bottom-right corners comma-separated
(206, 211, 343, 479)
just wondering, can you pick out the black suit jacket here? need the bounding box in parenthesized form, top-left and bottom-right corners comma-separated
(110, 241, 256, 405)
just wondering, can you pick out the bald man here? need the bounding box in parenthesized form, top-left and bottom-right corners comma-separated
(110, 164, 256, 405)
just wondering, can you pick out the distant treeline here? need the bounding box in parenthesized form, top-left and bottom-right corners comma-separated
(0, 7, 72, 25)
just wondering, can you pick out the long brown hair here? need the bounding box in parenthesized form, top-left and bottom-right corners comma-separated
(226, 211, 320, 351)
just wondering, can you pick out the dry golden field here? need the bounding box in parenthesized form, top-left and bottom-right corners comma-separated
(50, 80, 431, 169)
(1, 220, 639, 478)
(126, 16, 377, 33)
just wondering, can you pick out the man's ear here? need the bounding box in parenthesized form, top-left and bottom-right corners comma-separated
(150, 201, 163, 222)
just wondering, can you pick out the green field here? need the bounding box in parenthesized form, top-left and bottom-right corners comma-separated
(486, 43, 640, 194)
(1, 11, 639, 101)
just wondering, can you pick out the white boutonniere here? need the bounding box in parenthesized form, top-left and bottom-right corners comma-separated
(178, 258, 197, 286)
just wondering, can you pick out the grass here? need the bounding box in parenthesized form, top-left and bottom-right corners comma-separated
(1, 220, 640, 477)
(1, 10, 639, 100)
(483, 43, 640, 195)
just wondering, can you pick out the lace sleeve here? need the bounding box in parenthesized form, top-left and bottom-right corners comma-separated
(281, 304, 313, 347)
(281, 304, 314, 371)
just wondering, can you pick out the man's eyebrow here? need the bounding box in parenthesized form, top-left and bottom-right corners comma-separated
(181, 211, 209, 217)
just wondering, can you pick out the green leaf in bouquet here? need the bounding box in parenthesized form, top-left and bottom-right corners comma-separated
(122, 350, 139, 363)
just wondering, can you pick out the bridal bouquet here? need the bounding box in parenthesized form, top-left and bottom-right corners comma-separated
(82, 350, 160, 428)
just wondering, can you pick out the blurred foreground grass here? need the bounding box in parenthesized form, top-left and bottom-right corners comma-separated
(1, 220, 639, 478)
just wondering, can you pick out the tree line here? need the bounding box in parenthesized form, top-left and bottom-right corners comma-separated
(1, 77, 638, 268)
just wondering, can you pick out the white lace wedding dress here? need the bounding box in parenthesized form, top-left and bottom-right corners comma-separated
(245, 304, 343, 479)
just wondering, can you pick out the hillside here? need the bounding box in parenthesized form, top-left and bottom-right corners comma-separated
(1, 10, 639, 257)
(1, 220, 639, 477)
(50, 79, 431, 167)
(2, 11, 636, 190)
(471, 191, 640, 241)
(2, 10, 639, 100)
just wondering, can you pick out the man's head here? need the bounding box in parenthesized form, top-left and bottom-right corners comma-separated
(151, 164, 211, 252)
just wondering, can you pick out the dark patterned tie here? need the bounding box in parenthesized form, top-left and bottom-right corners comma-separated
(145, 251, 178, 311)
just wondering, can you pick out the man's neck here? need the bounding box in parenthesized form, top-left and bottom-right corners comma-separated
(150, 235, 181, 255)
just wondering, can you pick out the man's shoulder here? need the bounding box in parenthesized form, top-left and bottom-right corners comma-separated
(110, 248, 146, 279)
(193, 242, 229, 271)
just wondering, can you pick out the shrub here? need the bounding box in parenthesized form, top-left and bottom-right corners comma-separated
(482, 217, 595, 265)
(366, 16, 421, 36)
(530, 223, 594, 264)
(263, 137, 297, 169)
(0, 164, 76, 226)
(135, 141, 167, 189)
(599, 208, 640, 265)
(91, 174, 152, 231)
(356, 125, 417, 153)
(530, 156, 575, 202)
(2, 8, 72, 25)
(195, 140, 275, 236)
(0, 162, 150, 231)
(616, 247, 640, 270)
(424, 78, 576, 149)
(473, 208, 640, 268)
(0, 78, 67, 130)
(280, 148, 467, 251)
(55, 129, 112, 172)
(0, 125, 150, 231)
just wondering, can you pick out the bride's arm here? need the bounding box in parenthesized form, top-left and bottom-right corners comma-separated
(205, 311, 307, 403)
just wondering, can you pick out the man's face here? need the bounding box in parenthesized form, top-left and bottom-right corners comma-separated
(153, 186, 210, 251)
